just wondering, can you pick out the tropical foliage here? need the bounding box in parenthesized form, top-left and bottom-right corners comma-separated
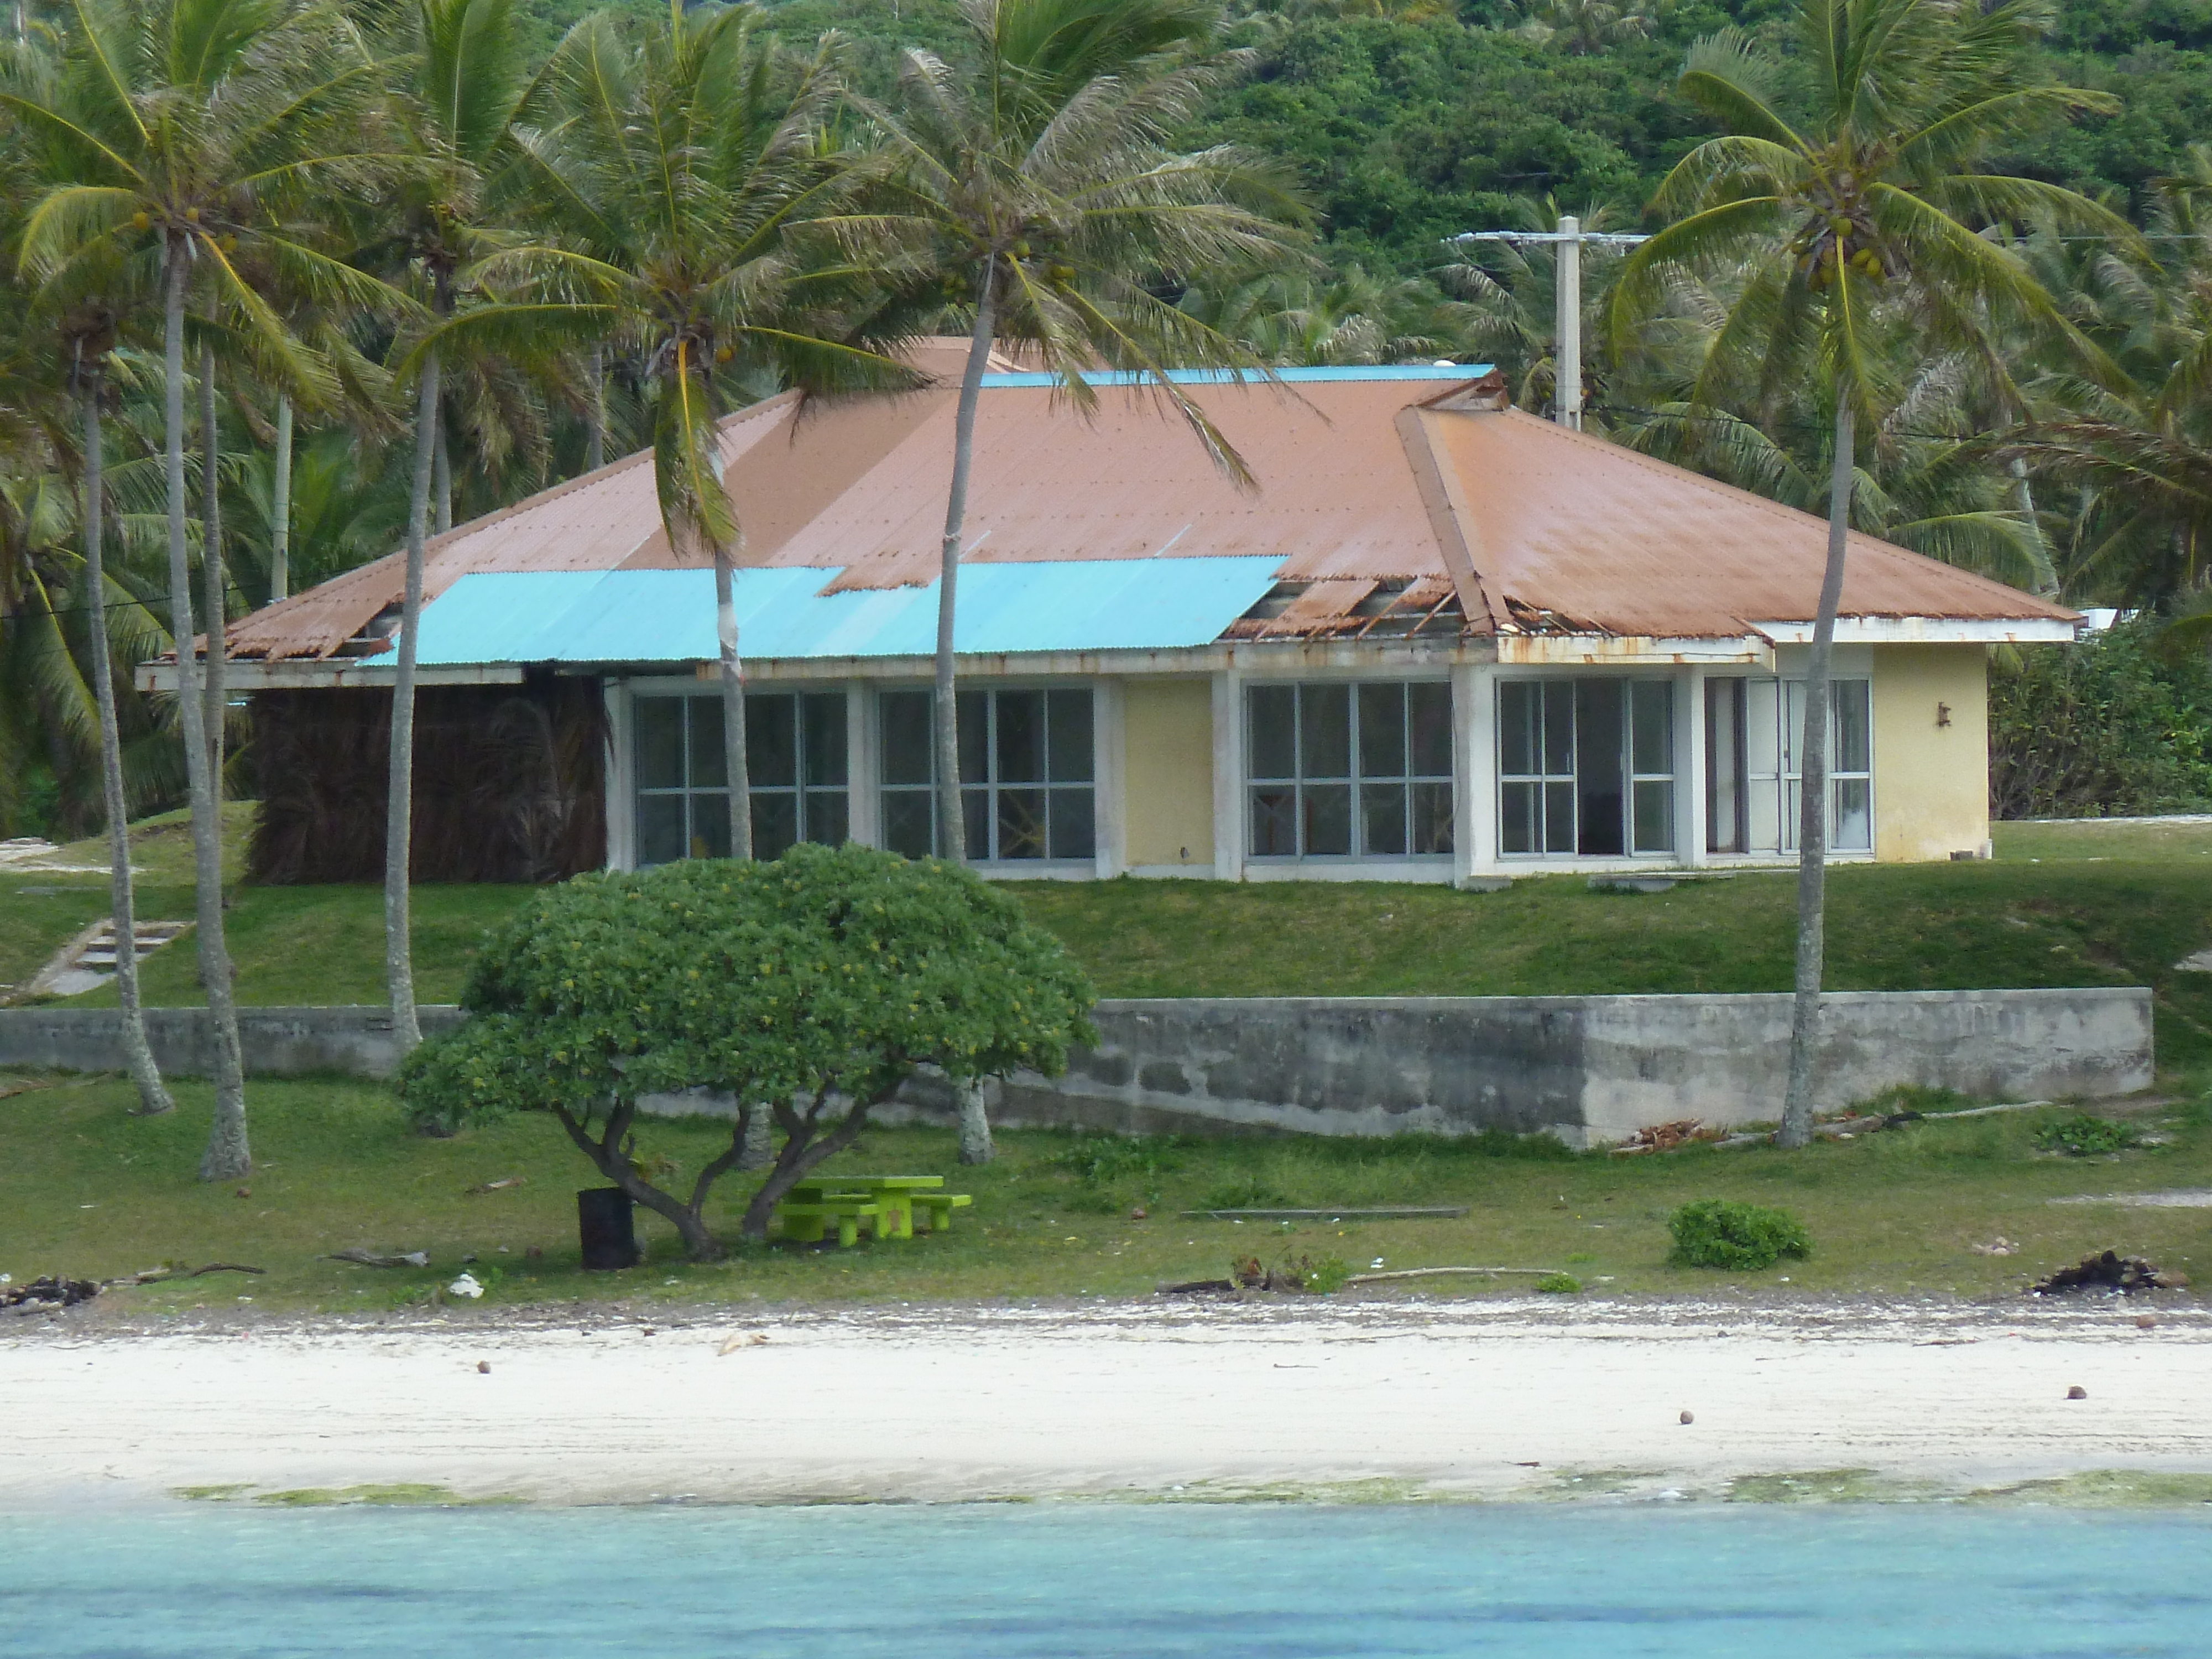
(398, 843, 1097, 1258)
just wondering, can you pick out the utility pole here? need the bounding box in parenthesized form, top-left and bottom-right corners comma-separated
(1450, 215, 1648, 431)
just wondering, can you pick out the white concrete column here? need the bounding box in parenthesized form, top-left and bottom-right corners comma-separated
(846, 682, 880, 849)
(1452, 662, 1493, 879)
(1682, 666, 1707, 867)
(601, 677, 633, 872)
(1093, 676, 1126, 879)
(1211, 668, 1244, 881)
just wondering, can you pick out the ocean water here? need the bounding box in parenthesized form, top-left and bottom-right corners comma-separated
(3, 1503, 2208, 1657)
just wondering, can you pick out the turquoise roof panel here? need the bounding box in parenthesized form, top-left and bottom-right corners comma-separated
(978, 363, 1494, 389)
(398, 556, 1286, 668)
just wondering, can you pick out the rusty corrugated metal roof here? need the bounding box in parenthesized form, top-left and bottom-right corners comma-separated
(222, 362, 2073, 664)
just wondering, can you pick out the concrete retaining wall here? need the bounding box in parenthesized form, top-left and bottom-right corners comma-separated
(0, 988, 2153, 1144)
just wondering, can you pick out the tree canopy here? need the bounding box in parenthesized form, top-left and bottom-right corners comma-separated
(399, 842, 1097, 1255)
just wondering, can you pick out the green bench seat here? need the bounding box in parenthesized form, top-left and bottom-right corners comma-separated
(907, 1193, 973, 1232)
(775, 1199, 884, 1248)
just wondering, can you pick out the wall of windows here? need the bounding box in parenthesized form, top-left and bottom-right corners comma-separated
(1498, 679, 1676, 857)
(878, 687, 1095, 862)
(1248, 681, 1453, 859)
(1741, 677, 1871, 853)
(633, 691, 848, 865)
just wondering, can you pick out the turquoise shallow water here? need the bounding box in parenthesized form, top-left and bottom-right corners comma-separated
(4, 1504, 2209, 1657)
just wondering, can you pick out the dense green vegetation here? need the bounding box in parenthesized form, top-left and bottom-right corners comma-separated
(1990, 619, 2212, 817)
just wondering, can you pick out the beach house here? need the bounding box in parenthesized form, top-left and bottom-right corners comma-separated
(181, 357, 2077, 886)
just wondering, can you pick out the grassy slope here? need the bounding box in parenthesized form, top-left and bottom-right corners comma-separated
(14, 812, 2212, 1067)
(4, 1073, 2208, 1315)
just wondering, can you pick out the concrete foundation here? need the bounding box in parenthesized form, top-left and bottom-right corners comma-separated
(0, 988, 2152, 1145)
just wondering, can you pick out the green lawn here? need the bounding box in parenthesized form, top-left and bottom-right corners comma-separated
(13, 810, 2212, 1068)
(3, 1071, 2207, 1315)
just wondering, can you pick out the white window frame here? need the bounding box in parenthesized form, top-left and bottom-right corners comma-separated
(875, 682, 1099, 868)
(1242, 678, 1456, 863)
(1494, 675, 1682, 860)
(629, 685, 851, 867)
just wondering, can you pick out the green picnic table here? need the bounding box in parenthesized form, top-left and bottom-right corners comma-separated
(774, 1175, 972, 1245)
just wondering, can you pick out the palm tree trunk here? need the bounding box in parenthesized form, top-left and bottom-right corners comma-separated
(714, 537, 753, 860)
(199, 342, 227, 785)
(434, 409, 453, 535)
(387, 346, 440, 1053)
(932, 261, 998, 863)
(165, 251, 250, 1180)
(270, 395, 292, 602)
(956, 1078, 992, 1165)
(1779, 392, 1854, 1149)
(586, 344, 605, 474)
(82, 368, 174, 1119)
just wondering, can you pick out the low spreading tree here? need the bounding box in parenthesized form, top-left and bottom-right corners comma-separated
(397, 843, 1096, 1259)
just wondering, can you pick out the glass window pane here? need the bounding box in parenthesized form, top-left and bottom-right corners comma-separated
(1543, 781, 1577, 854)
(689, 794, 729, 860)
(804, 789, 848, 847)
(1409, 683, 1453, 778)
(688, 696, 727, 789)
(1249, 786, 1297, 857)
(957, 691, 989, 786)
(1499, 682, 1535, 777)
(1834, 778, 1871, 851)
(1411, 781, 1454, 854)
(1781, 779, 1803, 852)
(996, 787, 1047, 859)
(1360, 782, 1407, 855)
(996, 691, 1046, 784)
(1631, 681, 1673, 776)
(745, 693, 796, 789)
(635, 698, 685, 790)
(1048, 787, 1095, 860)
(881, 790, 932, 858)
(802, 693, 848, 787)
(1248, 686, 1296, 780)
(1541, 681, 1575, 776)
(752, 792, 799, 860)
(1500, 780, 1535, 854)
(880, 692, 932, 787)
(1781, 681, 1807, 776)
(1633, 779, 1674, 854)
(1302, 685, 1352, 780)
(1303, 782, 1352, 855)
(638, 792, 685, 866)
(962, 785, 989, 858)
(1047, 689, 1093, 783)
(1357, 684, 1406, 782)
(1834, 680, 1871, 774)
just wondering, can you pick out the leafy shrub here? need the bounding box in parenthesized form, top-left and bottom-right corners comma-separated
(1535, 1271, 1582, 1293)
(1048, 1134, 1183, 1190)
(398, 845, 1095, 1258)
(2033, 1114, 2141, 1156)
(1667, 1199, 1812, 1270)
(1989, 619, 2212, 819)
(1200, 1173, 1292, 1210)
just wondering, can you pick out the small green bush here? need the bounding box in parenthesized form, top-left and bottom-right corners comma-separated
(1200, 1173, 1292, 1210)
(1667, 1199, 1812, 1270)
(1535, 1271, 1582, 1294)
(1047, 1134, 1183, 1190)
(2033, 1114, 2141, 1156)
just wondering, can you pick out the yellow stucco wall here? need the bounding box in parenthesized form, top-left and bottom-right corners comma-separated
(1873, 644, 1990, 862)
(1123, 678, 1214, 867)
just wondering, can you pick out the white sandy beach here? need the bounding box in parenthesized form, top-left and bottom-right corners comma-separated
(3, 1298, 2208, 1507)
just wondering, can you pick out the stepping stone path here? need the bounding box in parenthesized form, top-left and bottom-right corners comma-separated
(25, 920, 192, 999)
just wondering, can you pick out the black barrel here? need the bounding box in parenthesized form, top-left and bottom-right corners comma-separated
(577, 1187, 640, 1270)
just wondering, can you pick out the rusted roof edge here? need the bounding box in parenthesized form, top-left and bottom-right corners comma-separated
(1397, 406, 1500, 635)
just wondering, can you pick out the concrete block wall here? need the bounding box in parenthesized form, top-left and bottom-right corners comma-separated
(0, 989, 2152, 1145)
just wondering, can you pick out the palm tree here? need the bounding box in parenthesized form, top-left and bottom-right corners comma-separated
(72, 314, 174, 1116)
(837, 0, 1306, 868)
(361, 0, 542, 1055)
(1610, 0, 2132, 1147)
(11, 0, 402, 1178)
(442, 0, 916, 861)
(1181, 260, 1477, 366)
